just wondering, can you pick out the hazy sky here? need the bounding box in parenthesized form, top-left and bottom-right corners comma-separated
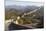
(5, 0, 44, 6)
(6, 0, 44, 2)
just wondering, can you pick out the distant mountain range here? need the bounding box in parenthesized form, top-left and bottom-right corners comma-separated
(5, 5, 44, 16)
(5, 5, 39, 10)
(5, 5, 39, 12)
